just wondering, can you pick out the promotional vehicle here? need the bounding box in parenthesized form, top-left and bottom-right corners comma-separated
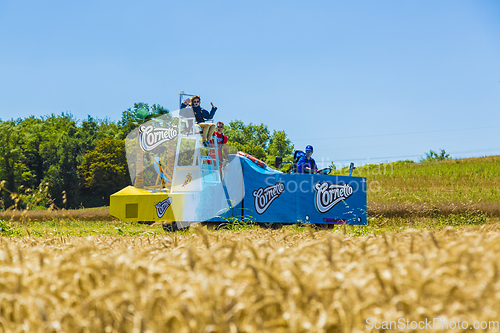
(110, 96, 367, 230)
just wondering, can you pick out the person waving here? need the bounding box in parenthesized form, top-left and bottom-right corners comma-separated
(181, 95, 217, 147)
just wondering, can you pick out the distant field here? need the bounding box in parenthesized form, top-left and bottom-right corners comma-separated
(2, 226, 500, 332)
(332, 155, 500, 217)
(334, 155, 500, 203)
(1, 155, 499, 222)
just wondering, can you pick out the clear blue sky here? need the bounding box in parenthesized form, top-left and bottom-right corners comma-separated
(1, 0, 499, 168)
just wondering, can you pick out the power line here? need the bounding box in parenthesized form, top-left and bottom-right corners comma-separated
(331, 147, 500, 163)
(322, 132, 499, 152)
(291, 125, 500, 142)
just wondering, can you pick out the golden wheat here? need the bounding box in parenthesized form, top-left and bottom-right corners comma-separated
(1, 225, 500, 332)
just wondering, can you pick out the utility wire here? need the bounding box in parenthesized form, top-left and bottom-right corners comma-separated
(331, 147, 500, 163)
(322, 132, 499, 152)
(291, 125, 500, 142)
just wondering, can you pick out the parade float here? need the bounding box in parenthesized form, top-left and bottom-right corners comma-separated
(110, 95, 367, 230)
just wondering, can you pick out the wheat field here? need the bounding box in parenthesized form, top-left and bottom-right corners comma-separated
(1, 225, 500, 332)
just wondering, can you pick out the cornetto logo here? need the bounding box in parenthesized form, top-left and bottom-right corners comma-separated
(155, 197, 173, 218)
(139, 125, 178, 152)
(314, 181, 353, 213)
(252, 182, 285, 215)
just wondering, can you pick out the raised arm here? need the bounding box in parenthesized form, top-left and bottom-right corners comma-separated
(207, 103, 217, 120)
(180, 98, 190, 109)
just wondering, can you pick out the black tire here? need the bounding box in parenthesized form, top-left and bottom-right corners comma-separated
(260, 222, 284, 229)
(137, 221, 155, 225)
(298, 222, 334, 230)
(201, 222, 223, 230)
(313, 223, 335, 230)
(162, 221, 180, 232)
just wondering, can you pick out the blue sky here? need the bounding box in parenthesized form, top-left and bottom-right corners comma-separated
(1, 0, 499, 168)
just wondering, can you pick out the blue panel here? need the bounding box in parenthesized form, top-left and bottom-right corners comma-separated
(241, 159, 367, 225)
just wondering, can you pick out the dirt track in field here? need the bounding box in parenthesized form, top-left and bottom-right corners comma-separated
(1, 202, 499, 222)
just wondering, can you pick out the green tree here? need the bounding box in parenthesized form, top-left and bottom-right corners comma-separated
(14, 114, 122, 209)
(76, 116, 121, 150)
(78, 137, 130, 207)
(38, 113, 82, 208)
(118, 103, 170, 188)
(118, 103, 170, 140)
(266, 130, 294, 166)
(224, 120, 270, 149)
(19, 116, 45, 189)
(0, 120, 27, 208)
(230, 142, 267, 161)
(420, 149, 451, 162)
(224, 120, 294, 168)
(77, 116, 99, 154)
(94, 117, 121, 140)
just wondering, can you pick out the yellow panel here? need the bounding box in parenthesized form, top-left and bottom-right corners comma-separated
(125, 203, 138, 218)
(110, 186, 176, 222)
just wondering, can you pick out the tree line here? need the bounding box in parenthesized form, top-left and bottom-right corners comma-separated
(0, 103, 294, 210)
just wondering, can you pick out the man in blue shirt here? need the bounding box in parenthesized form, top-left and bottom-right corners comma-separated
(297, 145, 318, 174)
(181, 95, 218, 147)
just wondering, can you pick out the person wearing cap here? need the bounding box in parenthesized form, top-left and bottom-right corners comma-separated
(297, 145, 319, 174)
(180, 95, 218, 147)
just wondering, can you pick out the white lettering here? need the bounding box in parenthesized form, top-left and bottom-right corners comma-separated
(155, 197, 173, 218)
(314, 181, 353, 213)
(368, 318, 497, 330)
(139, 125, 178, 152)
(252, 182, 285, 214)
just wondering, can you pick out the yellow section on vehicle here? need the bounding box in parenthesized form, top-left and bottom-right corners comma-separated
(110, 186, 176, 222)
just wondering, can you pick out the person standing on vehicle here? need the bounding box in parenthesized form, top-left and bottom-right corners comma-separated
(209, 121, 228, 160)
(297, 145, 318, 174)
(180, 95, 217, 147)
(208, 121, 229, 175)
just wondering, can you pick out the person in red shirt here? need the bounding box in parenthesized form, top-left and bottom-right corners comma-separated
(208, 121, 229, 175)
